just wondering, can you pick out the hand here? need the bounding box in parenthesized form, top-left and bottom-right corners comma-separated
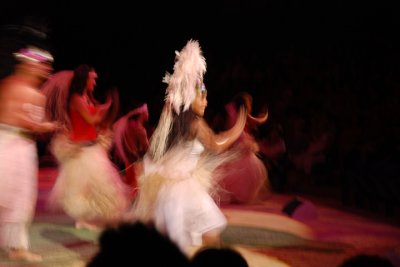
(38, 121, 59, 133)
(98, 99, 112, 114)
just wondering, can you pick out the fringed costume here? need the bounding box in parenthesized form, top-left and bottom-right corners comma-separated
(132, 40, 245, 253)
(135, 140, 231, 252)
(48, 131, 129, 224)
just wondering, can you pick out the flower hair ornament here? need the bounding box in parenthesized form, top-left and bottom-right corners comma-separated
(149, 39, 206, 161)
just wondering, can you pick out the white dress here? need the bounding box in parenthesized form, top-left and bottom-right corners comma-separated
(134, 139, 227, 252)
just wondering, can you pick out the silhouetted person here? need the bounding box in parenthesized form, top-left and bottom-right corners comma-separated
(191, 246, 249, 267)
(339, 254, 394, 267)
(87, 222, 190, 267)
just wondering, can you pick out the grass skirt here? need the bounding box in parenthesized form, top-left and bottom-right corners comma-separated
(48, 135, 130, 224)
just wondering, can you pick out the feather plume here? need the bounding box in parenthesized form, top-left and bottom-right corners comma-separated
(149, 40, 206, 161)
(164, 39, 206, 114)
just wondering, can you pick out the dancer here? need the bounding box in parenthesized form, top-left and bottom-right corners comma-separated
(113, 103, 150, 191)
(42, 64, 130, 230)
(132, 40, 247, 253)
(0, 47, 56, 262)
(218, 92, 270, 204)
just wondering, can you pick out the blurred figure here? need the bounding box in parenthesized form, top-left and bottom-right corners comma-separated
(132, 40, 246, 253)
(0, 47, 56, 262)
(218, 92, 270, 204)
(259, 123, 288, 193)
(113, 103, 150, 193)
(41, 65, 130, 231)
(87, 222, 190, 267)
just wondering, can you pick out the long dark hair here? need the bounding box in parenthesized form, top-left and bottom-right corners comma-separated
(166, 107, 198, 151)
(67, 64, 95, 108)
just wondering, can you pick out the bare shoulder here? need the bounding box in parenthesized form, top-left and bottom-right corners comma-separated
(192, 117, 209, 135)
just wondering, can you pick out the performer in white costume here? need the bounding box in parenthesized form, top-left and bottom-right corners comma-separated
(0, 47, 56, 262)
(132, 40, 247, 253)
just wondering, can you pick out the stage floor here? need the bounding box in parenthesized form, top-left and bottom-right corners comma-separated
(1, 167, 399, 267)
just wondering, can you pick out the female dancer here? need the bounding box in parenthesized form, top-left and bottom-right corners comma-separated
(113, 103, 150, 192)
(42, 65, 130, 230)
(218, 92, 270, 204)
(132, 40, 246, 253)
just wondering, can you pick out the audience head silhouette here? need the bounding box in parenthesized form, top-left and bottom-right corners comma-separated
(87, 222, 190, 267)
(339, 254, 394, 267)
(190, 246, 249, 267)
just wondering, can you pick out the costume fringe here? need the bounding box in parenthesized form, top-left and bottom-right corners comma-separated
(50, 133, 82, 162)
(114, 104, 149, 165)
(41, 70, 73, 131)
(148, 105, 173, 162)
(48, 135, 130, 222)
(133, 142, 240, 222)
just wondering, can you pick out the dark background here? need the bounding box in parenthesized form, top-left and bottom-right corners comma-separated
(2, 0, 399, 115)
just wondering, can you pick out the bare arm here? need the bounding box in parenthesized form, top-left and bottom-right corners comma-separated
(28, 120, 58, 133)
(70, 94, 110, 125)
(196, 106, 247, 153)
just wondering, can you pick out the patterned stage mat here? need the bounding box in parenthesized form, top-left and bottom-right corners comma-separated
(0, 209, 352, 267)
(3, 168, 398, 267)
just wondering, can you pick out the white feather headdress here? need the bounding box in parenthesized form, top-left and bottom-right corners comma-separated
(149, 39, 207, 161)
(163, 39, 206, 113)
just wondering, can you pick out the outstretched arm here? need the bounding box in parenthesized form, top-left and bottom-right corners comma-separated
(196, 106, 247, 153)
